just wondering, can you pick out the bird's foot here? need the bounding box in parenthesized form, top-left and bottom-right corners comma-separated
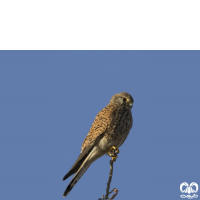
(108, 146, 119, 162)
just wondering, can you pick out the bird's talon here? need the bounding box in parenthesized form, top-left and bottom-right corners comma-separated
(115, 149, 119, 154)
(112, 156, 118, 162)
(108, 146, 119, 161)
(108, 146, 119, 154)
(108, 152, 113, 157)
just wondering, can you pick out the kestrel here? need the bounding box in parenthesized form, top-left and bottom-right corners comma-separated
(63, 92, 134, 197)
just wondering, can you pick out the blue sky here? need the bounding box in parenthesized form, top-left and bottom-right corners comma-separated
(0, 51, 200, 200)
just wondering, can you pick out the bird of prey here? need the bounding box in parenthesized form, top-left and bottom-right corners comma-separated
(63, 92, 134, 197)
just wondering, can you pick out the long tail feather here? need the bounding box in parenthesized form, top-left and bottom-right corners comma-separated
(63, 153, 91, 197)
(63, 163, 90, 197)
(63, 143, 96, 181)
(63, 135, 104, 197)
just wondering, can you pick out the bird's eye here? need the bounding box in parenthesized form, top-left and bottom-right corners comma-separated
(123, 98, 126, 102)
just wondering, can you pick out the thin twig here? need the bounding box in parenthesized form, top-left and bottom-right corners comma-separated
(99, 147, 119, 200)
(104, 160, 114, 199)
(109, 188, 118, 200)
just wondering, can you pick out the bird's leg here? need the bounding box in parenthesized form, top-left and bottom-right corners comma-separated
(108, 146, 119, 162)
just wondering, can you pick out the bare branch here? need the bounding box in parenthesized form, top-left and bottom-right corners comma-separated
(109, 188, 118, 200)
(99, 146, 119, 200)
(104, 160, 114, 199)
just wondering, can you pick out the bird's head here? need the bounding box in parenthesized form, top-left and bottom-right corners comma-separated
(109, 92, 134, 109)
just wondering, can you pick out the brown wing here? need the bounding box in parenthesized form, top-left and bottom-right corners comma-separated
(63, 133, 103, 181)
(81, 104, 116, 153)
(63, 104, 116, 181)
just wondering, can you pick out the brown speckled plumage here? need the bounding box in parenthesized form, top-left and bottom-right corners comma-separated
(82, 103, 132, 152)
(63, 92, 134, 197)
